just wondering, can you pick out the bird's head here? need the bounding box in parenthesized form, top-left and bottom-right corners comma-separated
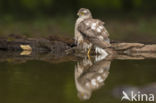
(77, 8, 92, 19)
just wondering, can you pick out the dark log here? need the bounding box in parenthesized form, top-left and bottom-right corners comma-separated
(0, 35, 156, 63)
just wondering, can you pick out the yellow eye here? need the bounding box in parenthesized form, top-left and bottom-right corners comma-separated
(80, 12, 84, 15)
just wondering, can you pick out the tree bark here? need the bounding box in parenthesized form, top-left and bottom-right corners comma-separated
(0, 35, 156, 63)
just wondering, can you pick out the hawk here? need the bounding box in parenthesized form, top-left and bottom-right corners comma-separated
(75, 8, 111, 56)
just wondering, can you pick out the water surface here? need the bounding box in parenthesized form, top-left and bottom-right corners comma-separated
(0, 57, 156, 103)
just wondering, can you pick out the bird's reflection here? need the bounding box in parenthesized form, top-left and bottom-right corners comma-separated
(75, 55, 111, 100)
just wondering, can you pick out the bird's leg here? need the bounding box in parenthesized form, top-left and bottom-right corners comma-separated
(87, 47, 91, 60)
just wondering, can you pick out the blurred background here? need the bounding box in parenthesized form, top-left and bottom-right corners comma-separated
(0, 0, 156, 42)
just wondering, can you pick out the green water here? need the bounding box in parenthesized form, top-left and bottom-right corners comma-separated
(0, 59, 156, 103)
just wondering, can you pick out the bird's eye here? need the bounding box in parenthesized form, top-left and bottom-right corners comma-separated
(80, 12, 85, 15)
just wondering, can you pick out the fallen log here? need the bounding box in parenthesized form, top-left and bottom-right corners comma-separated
(0, 35, 156, 62)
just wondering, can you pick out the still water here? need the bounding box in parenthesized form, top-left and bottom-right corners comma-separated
(0, 55, 156, 103)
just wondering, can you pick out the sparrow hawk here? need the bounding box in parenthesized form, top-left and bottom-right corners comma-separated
(75, 8, 111, 57)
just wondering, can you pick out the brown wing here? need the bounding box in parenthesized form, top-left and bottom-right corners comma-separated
(78, 19, 111, 48)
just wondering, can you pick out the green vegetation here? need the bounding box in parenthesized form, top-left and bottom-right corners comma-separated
(0, 0, 156, 15)
(0, 15, 75, 37)
(0, 0, 156, 42)
(0, 14, 156, 42)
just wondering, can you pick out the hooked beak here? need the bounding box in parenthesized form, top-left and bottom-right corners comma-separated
(77, 12, 81, 16)
(77, 12, 80, 16)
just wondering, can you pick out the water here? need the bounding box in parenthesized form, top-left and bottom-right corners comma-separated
(0, 54, 156, 103)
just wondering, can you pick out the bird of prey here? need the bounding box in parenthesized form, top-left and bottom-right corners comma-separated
(75, 8, 111, 57)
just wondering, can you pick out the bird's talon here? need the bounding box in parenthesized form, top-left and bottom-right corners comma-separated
(87, 48, 91, 60)
(87, 53, 91, 60)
